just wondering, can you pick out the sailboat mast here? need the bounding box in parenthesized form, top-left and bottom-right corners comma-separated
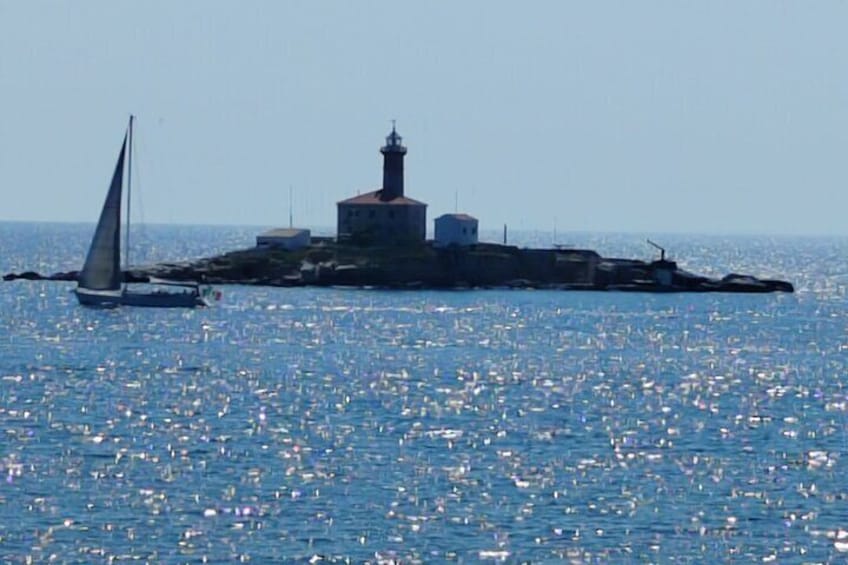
(124, 115, 134, 289)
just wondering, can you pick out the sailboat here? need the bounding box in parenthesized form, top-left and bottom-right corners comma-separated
(74, 115, 217, 308)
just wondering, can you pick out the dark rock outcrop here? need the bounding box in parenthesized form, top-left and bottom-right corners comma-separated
(3, 242, 794, 293)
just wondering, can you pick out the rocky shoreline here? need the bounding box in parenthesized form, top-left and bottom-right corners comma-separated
(3, 241, 794, 293)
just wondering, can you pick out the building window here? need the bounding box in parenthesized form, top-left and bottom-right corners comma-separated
(388, 210, 395, 219)
(472, 227, 477, 235)
(369, 209, 376, 219)
(462, 227, 467, 234)
(347, 209, 353, 217)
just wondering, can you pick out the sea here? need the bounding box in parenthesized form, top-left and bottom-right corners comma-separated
(2, 221, 848, 563)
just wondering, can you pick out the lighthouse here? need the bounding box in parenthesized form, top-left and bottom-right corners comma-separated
(380, 122, 407, 201)
(336, 123, 426, 244)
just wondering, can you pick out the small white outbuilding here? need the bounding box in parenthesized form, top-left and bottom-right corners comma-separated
(256, 228, 311, 250)
(434, 213, 478, 247)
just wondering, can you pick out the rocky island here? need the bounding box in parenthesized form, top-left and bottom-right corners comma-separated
(2, 125, 794, 293)
(4, 239, 794, 293)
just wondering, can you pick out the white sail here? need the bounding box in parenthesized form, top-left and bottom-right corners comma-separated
(75, 117, 216, 308)
(78, 132, 127, 291)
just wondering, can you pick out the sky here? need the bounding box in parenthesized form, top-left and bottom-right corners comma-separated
(1, 1, 847, 236)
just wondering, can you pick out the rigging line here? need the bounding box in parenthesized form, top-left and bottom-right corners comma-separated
(130, 116, 148, 260)
(127, 117, 150, 263)
(124, 115, 133, 286)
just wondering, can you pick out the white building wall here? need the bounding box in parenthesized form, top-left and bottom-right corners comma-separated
(256, 228, 311, 250)
(434, 214, 478, 247)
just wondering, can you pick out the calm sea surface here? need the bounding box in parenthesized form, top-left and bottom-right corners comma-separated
(2, 222, 848, 563)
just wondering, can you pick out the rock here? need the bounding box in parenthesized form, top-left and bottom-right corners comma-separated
(4, 271, 46, 281)
(3, 241, 795, 294)
(49, 271, 79, 281)
(762, 279, 794, 293)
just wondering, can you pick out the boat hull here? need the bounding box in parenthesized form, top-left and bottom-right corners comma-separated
(75, 288, 209, 308)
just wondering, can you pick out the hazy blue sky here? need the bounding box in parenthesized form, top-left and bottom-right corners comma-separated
(1, 2, 847, 235)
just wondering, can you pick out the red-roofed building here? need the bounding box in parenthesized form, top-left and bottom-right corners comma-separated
(337, 126, 427, 245)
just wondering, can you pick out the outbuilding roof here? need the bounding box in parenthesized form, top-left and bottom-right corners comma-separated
(436, 213, 477, 222)
(259, 228, 310, 238)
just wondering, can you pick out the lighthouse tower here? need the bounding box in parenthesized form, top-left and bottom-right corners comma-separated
(380, 122, 407, 201)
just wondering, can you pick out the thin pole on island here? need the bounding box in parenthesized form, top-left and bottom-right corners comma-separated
(503, 224, 507, 245)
